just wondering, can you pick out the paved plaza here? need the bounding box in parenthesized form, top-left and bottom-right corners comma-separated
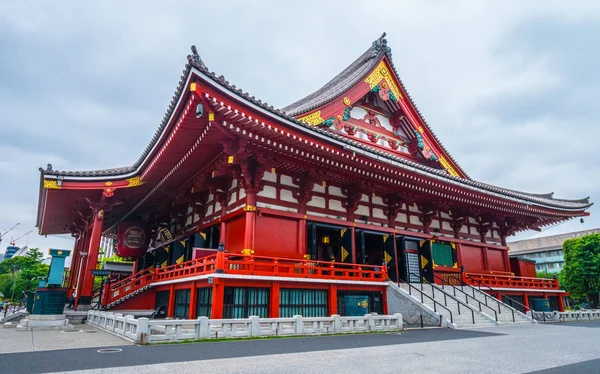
(1, 321, 599, 373)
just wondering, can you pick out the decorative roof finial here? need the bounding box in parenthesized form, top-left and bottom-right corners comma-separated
(187, 45, 207, 70)
(372, 32, 392, 57)
(47, 163, 53, 171)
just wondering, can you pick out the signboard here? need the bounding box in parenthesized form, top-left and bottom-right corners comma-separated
(91, 270, 111, 277)
(114, 221, 151, 258)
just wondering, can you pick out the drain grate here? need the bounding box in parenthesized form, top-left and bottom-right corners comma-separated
(62, 330, 82, 333)
(97, 348, 123, 353)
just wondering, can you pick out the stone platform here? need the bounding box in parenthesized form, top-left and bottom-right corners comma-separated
(17, 314, 74, 331)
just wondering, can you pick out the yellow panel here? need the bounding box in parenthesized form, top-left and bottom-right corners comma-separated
(341, 247, 349, 262)
(421, 255, 429, 269)
(298, 110, 325, 126)
(384, 251, 392, 264)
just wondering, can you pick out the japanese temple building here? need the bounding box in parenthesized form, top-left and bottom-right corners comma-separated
(36, 34, 592, 318)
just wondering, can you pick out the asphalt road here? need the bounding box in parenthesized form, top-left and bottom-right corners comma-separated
(1, 328, 498, 373)
(2, 321, 600, 374)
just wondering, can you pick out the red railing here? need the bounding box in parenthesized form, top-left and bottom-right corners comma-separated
(465, 272, 559, 290)
(225, 254, 386, 281)
(106, 253, 386, 306)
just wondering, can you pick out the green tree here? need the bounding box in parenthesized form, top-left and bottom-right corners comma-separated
(0, 247, 49, 301)
(562, 234, 600, 308)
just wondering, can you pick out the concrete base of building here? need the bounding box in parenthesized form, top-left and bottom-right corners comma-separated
(17, 314, 74, 331)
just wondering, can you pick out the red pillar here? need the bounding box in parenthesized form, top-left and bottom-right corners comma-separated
(243, 190, 257, 251)
(329, 284, 338, 316)
(189, 284, 197, 319)
(167, 284, 175, 318)
(211, 279, 224, 319)
(496, 293, 503, 302)
(67, 237, 82, 297)
(350, 227, 357, 263)
(79, 209, 104, 303)
(558, 295, 565, 312)
(74, 229, 91, 306)
(523, 292, 530, 312)
(270, 282, 280, 318)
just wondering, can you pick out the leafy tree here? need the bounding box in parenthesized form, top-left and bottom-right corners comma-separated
(562, 234, 600, 308)
(0, 247, 49, 301)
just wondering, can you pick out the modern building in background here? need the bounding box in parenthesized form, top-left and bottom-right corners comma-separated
(508, 228, 600, 273)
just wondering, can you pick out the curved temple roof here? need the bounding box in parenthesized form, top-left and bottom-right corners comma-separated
(39, 34, 593, 213)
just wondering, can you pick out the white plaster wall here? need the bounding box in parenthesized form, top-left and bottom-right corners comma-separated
(396, 213, 408, 224)
(238, 188, 246, 200)
(193, 214, 200, 223)
(430, 219, 440, 230)
(373, 208, 386, 219)
(280, 174, 298, 187)
(329, 186, 345, 197)
(460, 226, 469, 234)
(356, 205, 370, 216)
(262, 171, 277, 183)
(186, 216, 192, 226)
(280, 189, 298, 203)
(408, 204, 420, 213)
(258, 185, 277, 198)
(372, 196, 384, 206)
(468, 217, 478, 225)
(230, 179, 237, 190)
(207, 193, 214, 203)
(440, 212, 451, 220)
(442, 221, 452, 231)
(206, 204, 214, 215)
(329, 199, 346, 212)
(307, 196, 326, 208)
(228, 191, 237, 206)
(470, 227, 478, 235)
(312, 183, 326, 194)
(215, 201, 222, 212)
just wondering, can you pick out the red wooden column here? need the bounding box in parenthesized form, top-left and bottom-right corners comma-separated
(189, 283, 198, 319)
(243, 189, 258, 251)
(523, 292, 530, 312)
(350, 227, 357, 263)
(75, 229, 92, 307)
(329, 284, 338, 316)
(167, 284, 175, 318)
(67, 236, 82, 297)
(558, 294, 565, 312)
(270, 282, 280, 318)
(79, 209, 104, 305)
(211, 279, 225, 319)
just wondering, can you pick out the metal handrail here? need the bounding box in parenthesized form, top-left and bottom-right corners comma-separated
(406, 272, 475, 324)
(397, 279, 454, 324)
(463, 273, 530, 316)
(405, 272, 477, 324)
(433, 273, 499, 322)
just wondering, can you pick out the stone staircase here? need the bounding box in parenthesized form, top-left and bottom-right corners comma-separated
(389, 281, 535, 329)
(395, 282, 497, 328)
(446, 284, 535, 325)
(106, 284, 152, 309)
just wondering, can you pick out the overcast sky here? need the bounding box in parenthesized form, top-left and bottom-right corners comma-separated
(1, 1, 598, 255)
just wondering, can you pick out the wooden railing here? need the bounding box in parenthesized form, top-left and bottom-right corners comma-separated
(465, 272, 559, 290)
(225, 254, 386, 281)
(106, 253, 386, 306)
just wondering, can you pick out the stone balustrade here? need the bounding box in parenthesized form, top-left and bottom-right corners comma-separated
(87, 310, 403, 344)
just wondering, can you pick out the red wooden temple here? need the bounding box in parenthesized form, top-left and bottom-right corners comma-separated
(36, 34, 591, 318)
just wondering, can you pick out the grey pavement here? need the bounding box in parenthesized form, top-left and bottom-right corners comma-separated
(2, 321, 600, 373)
(0, 324, 131, 354)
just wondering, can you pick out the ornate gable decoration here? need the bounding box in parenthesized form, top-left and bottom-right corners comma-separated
(364, 61, 402, 102)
